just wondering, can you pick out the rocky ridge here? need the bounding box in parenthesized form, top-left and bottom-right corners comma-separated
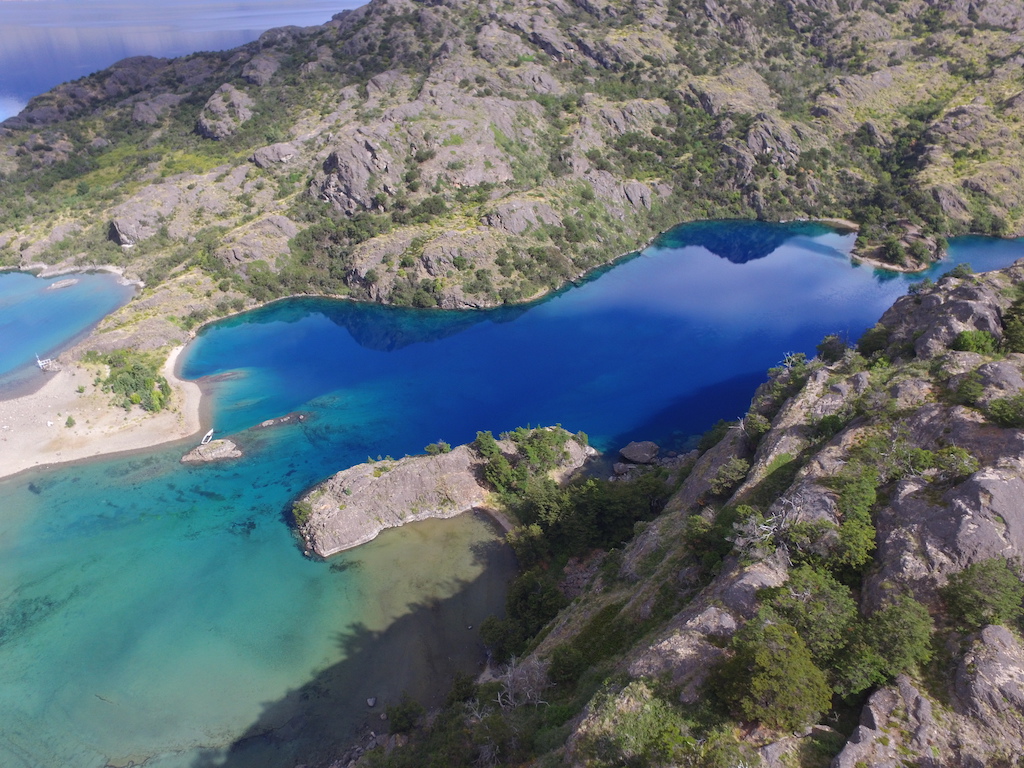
(361, 260, 1024, 767)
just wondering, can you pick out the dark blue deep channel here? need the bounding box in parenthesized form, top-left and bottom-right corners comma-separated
(1, 221, 1022, 768)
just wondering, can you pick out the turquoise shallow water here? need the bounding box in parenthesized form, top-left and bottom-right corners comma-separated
(0, 221, 1022, 768)
(0, 270, 135, 392)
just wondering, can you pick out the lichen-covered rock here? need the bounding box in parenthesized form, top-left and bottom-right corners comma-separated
(196, 84, 254, 140)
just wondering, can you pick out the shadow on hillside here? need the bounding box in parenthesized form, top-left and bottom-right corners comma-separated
(189, 530, 515, 768)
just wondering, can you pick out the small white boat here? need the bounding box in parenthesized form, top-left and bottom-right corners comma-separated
(200, 429, 214, 445)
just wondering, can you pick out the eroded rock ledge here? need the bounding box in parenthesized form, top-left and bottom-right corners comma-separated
(295, 430, 594, 557)
(180, 438, 242, 463)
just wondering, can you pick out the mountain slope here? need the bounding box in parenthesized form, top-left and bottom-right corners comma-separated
(2, 0, 1024, 351)
(351, 265, 1024, 768)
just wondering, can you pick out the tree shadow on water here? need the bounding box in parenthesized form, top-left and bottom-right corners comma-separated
(190, 532, 516, 768)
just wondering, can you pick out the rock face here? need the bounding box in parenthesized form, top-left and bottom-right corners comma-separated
(180, 438, 242, 463)
(533, 262, 1024, 768)
(296, 431, 593, 557)
(196, 84, 254, 140)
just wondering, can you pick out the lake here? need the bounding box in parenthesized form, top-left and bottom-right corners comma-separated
(0, 270, 135, 394)
(0, 0, 363, 121)
(1, 221, 1022, 768)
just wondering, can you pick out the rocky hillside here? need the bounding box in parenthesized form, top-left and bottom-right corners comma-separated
(356, 261, 1024, 767)
(3, 0, 1024, 353)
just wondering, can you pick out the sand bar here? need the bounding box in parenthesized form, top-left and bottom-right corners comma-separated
(0, 346, 203, 480)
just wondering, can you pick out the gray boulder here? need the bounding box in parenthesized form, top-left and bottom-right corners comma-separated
(250, 142, 297, 169)
(619, 440, 659, 464)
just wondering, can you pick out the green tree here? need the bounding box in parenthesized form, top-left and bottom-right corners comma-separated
(869, 594, 934, 676)
(768, 565, 859, 666)
(816, 333, 847, 363)
(709, 457, 750, 496)
(386, 694, 425, 734)
(830, 468, 877, 576)
(942, 558, 1024, 630)
(717, 612, 832, 732)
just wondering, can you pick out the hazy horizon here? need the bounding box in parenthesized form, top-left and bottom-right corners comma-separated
(0, 0, 362, 121)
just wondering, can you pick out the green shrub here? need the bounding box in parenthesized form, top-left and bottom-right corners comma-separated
(949, 370, 984, 406)
(84, 349, 172, 412)
(716, 612, 831, 732)
(65, 415, 76, 428)
(942, 558, 1024, 630)
(292, 500, 313, 527)
(816, 333, 847, 363)
(987, 392, 1024, 427)
(386, 694, 425, 734)
(830, 468, 877, 575)
(424, 441, 451, 455)
(743, 413, 771, 446)
(709, 457, 750, 496)
(697, 419, 732, 453)
(950, 330, 998, 354)
(934, 446, 979, 481)
(869, 594, 934, 676)
(942, 263, 973, 279)
(814, 413, 851, 440)
(858, 324, 890, 357)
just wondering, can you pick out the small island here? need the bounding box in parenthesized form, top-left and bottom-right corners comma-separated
(294, 428, 595, 557)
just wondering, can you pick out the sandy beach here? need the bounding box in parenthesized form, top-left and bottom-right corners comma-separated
(0, 346, 203, 480)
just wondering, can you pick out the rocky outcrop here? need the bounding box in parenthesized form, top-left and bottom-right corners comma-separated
(834, 627, 1024, 768)
(131, 93, 185, 125)
(618, 440, 658, 464)
(196, 84, 254, 140)
(180, 439, 242, 463)
(250, 142, 297, 169)
(296, 430, 593, 557)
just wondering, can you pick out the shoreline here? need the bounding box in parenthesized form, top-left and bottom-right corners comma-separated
(0, 215, 951, 481)
(0, 345, 204, 482)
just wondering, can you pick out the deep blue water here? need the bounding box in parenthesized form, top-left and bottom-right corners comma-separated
(0, 0, 362, 121)
(1, 221, 1022, 768)
(0, 270, 135, 392)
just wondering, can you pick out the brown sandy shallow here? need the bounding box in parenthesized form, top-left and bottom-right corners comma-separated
(0, 346, 203, 480)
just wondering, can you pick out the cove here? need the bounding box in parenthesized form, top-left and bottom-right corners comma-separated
(1, 221, 1022, 768)
(0, 270, 135, 393)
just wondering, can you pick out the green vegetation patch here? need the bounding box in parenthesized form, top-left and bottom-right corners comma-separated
(83, 349, 171, 412)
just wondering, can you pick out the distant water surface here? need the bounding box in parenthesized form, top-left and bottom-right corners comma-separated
(0, 221, 1022, 768)
(0, 0, 362, 120)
